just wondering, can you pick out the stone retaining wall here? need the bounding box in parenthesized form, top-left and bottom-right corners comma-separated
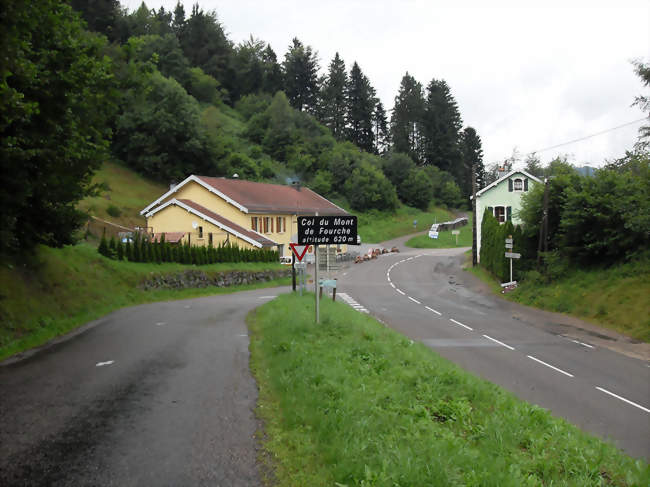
(139, 269, 291, 290)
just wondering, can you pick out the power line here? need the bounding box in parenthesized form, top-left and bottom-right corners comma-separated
(528, 117, 647, 155)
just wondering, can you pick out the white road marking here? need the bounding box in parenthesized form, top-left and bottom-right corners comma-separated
(450, 319, 473, 331)
(96, 361, 114, 367)
(425, 306, 442, 316)
(396, 289, 405, 295)
(408, 297, 421, 304)
(390, 282, 396, 289)
(259, 296, 277, 299)
(184, 305, 191, 309)
(238, 334, 248, 337)
(337, 293, 369, 314)
(387, 275, 391, 282)
(570, 339, 594, 349)
(595, 387, 650, 413)
(527, 355, 574, 377)
(155, 322, 166, 326)
(483, 334, 515, 350)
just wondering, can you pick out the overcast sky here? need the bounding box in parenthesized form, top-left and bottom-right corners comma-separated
(124, 0, 649, 167)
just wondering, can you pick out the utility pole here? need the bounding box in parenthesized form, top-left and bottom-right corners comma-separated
(314, 211, 319, 324)
(472, 164, 477, 267)
(537, 178, 550, 269)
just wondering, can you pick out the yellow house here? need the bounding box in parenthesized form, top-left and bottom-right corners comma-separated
(140, 175, 350, 257)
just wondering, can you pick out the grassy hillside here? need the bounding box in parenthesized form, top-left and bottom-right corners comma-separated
(0, 244, 288, 361)
(249, 293, 648, 485)
(78, 160, 167, 229)
(468, 258, 650, 343)
(405, 214, 473, 248)
(355, 205, 457, 243)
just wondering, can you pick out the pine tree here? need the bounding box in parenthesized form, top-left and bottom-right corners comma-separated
(345, 62, 376, 153)
(422, 79, 463, 176)
(282, 38, 320, 113)
(460, 126, 485, 199)
(98, 231, 109, 257)
(261, 45, 283, 95)
(373, 101, 390, 154)
(108, 236, 117, 258)
(320, 53, 348, 139)
(390, 73, 425, 163)
(117, 239, 124, 261)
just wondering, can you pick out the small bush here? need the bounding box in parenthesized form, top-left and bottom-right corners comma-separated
(106, 205, 122, 218)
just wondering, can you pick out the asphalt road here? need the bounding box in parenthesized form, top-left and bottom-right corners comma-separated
(0, 288, 287, 486)
(335, 238, 650, 459)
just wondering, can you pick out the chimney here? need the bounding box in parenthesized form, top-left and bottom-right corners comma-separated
(169, 182, 177, 191)
(497, 166, 508, 180)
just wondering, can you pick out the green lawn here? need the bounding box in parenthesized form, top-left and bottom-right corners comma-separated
(356, 205, 456, 243)
(249, 293, 648, 486)
(0, 243, 289, 361)
(405, 214, 472, 248)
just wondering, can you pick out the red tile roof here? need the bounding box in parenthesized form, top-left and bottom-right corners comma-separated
(177, 199, 277, 247)
(196, 176, 349, 215)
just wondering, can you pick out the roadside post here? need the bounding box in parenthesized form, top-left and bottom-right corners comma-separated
(298, 214, 357, 323)
(502, 235, 521, 287)
(289, 243, 309, 295)
(452, 229, 460, 245)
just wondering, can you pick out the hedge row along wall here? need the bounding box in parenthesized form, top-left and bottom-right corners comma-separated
(98, 232, 278, 264)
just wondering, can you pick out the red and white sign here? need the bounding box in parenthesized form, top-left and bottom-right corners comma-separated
(289, 243, 309, 262)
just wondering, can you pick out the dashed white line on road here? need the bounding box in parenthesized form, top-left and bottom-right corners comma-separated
(595, 387, 650, 413)
(96, 361, 114, 367)
(483, 334, 515, 350)
(155, 322, 166, 326)
(259, 296, 277, 299)
(238, 334, 248, 337)
(570, 339, 594, 349)
(396, 289, 405, 295)
(425, 306, 442, 316)
(390, 282, 396, 289)
(450, 319, 473, 331)
(408, 297, 421, 304)
(527, 355, 574, 377)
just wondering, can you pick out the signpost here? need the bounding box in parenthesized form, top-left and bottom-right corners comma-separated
(503, 236, 520, 287)
(452, 229, 460, 245)
(297, 215, 357, 323)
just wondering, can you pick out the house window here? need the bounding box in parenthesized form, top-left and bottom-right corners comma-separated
(251, 217, 258, 232)
(264, 216, 273, 233)
(276, 216, 285, 233)
(209, 233, 213, 245)
(513, 178, 523, 191)
(198, 226, 203, 238)
(494, 206, 506, 223)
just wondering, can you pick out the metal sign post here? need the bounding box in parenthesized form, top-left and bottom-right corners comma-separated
(297, 214, 357, 324)
(503, 236, 520, 286)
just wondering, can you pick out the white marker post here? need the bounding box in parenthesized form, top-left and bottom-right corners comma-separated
(314, 212, 319, 324)
(503, 236, 520, 286)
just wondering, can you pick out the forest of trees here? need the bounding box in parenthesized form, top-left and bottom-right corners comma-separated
(2, 0, 486, 254)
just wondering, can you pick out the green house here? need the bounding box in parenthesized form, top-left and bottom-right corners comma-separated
(473, 169, 542, 262)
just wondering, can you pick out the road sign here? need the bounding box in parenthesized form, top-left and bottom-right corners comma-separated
(428, 230, 439, 239)
(319, 279, 337, 288)
(289, 243, 309, 262)
(297, 215, 357, 245)
(505, 238, 513, 244)
(505, 252, 521, 259)
(505, 243, 513, 249)
(452, 230, 460, 235)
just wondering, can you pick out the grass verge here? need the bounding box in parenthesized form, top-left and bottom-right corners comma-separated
(356, 205, 455, 243)
(405, 214, 472, 248)
(467, 259, 650, 343)
(249, 293, 648, 486)
(0, 243, 290, 361)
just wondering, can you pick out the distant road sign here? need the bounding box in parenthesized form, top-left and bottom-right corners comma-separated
(505, 252, 521, 259)
(289, 243, 308, 262)
(505, 243, 513, 249)
(297, 216, 357, 245)
(505, 238, 513, 244)
(428, 230, 439, 239)
(452, 230, 460, 235)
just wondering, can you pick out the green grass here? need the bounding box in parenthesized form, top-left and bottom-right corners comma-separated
(356, 205, 456, 243)
(249, 293, 648, 486)
(0, 243, 290, 361)
(467, 259, 650, 343)
(405, 214, 473, 248)
(78, 160, 167, 229)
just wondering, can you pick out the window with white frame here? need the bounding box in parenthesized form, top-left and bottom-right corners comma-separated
(276, 216, 286, 233)
(494, 206, 506, 223)
(251, 216, 258, 232)
(513, 178, 523, 191)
